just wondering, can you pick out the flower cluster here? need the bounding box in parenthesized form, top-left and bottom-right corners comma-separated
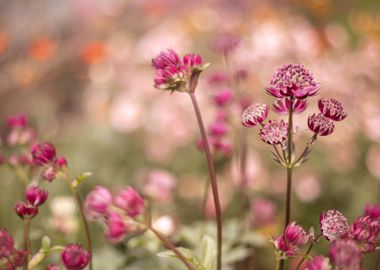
(274, 222, 311, 257)
(152, 49, 208, 92)
(61, 244, 91, 270)
(0, 229, 28, 269)
(320, 210, 351, 241)
(85, 186, 145, 242)
(15, 185, 48, 219)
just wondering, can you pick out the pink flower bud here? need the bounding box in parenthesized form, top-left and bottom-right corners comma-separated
(55, 156, 68, 169)
(7, 114, 28, 129)
(320, 210, 351, 241)
(352, 215, 380, 253)
(364, 204, 380, 219)
(61, 244, 90, 270)
(42, 166, 57, 182)
(15, 202, 38, 219)
(114, 187, 144, 217)
(210, 121, 228, 137)
(259, 120, 288, 145)
(0, 229, 14, 258)
(329, 239, 361, 270)
(105, 212, 127, 243)
(242, 103, 269, 127)
(25, 185, 48, 206)
(308, 113, 335, 136)
(305, 256, 331, 270)
(318, 98, 347, 121)
(85, 186, 112, 219)
(213, 89, 233, 107)
(274, 222, 310, 257)
(183, 53, 203, 68)
(31, 142, 56, 165)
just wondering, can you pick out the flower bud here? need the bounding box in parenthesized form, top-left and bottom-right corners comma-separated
(42, 166, 57, 182)
(7, 114, 28, 129)
(320, 210, 351, 241)
(213, 89, 233, 107)
(15, 202, 38, 219)
(114, 187, 144, 217)
(105, 212, 128, 243)
(61, 244, 90, 270)
(25, 185, 48, 206)
(85, 186, 112, 219)
(31, 142, 56, 165)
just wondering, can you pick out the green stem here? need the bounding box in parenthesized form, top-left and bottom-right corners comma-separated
(73, 188, 93, 270)
(295, 242, 314, 270)
(189, 92, 223, 270)
(149, 226, 196, 270)
(293, 134, 317, 165)
(23, 218, 31, 270)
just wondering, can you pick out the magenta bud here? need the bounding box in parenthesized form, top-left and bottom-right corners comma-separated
(213, 89, 233, 107)
(31, 142, 56, 165)
(55, 156, 68, 169)
(25, 185, 48, 206)
(85, 186, 112, 220)
(210, 121, 228, 137)
(61, 244, 91, 270)
(105, 212, 128, 243)
(15, 202, 38, 219)
(42, 166, 57, 182)
(183, 53, 203, 68)
(242, 103, 269, 127)
(114, 187, 145, 217)
(308, 113, 335, 136)
(318, 98, 347, 121)
(7, 114, 28, 129)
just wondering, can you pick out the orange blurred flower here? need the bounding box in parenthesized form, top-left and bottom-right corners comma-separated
(80, 41, 107, 64)
(0, 32, 9, 54)
(28, 37, 56, 61)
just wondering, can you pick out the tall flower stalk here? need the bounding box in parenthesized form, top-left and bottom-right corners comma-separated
(152, 49, 223, 270)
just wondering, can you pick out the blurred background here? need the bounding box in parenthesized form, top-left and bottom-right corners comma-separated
(0, 0, 380, 269)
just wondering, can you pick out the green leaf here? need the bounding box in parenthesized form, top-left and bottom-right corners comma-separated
(71, 172, 92, 189)
(200, 235, 216, 270)
(41, 236, 51, 251)
(222, 246, 250, 265)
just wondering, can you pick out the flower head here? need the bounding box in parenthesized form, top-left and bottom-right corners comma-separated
(25, 185, 48, 206)
(105, 212, 128, 243)
(15, 202, 38, 219)
(318, 98, 347, 121)
(61, 244, 90, 270)
(114, 187, 144, 217)
(305, 256, 331, 270)
(352, 215, 380, 253)
(7, 114, 28, 129)
(308, 113, 335, 136)
(329, 239, 361, 270)
(274, 222, 310, 256)
(267, 64, 320, 99)
(260, 120, 288, 145)
(0, 229, 14, 258)
(31, 142, 56, 165)
(320, 210, 351, 241)
(242, 103, 269, 127)
(85, 186, 112, 220)
(213, 89, 233, 107)
(183, 53, 203, 69)
(273, 98, 307, 114)
(364, 204, 380, 219)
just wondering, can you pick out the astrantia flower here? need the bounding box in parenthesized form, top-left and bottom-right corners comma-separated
(352, 215, 380, 253)
(308, 113, 335, 136)
(85, 186, 112, 220)
(274, 222, 310, 256)
(267, 64, 320, 99)
(329, 239, 361, 270)
(259, 120, 288, 145)
(241, 103, 269, 127)
(105, 212, 128, 243)
(320, 210, 351, 241)
(318, 98, 347, 121)
(25, 185, 48, 206)
(61, 244, 90, 270)
(364, 204, 380, 219)
(273, 98, 307, 114)
(114, 187, 145, 217)
(0, 229, 14, 258)
(15, 202, 38, 219)
(305, 256, 331, 270)
(152, 49, 208, 92)
(31, 142, 56, 165)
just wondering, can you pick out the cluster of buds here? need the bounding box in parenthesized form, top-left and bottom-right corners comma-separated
(85, 186, 145, 242)
(0, 229, 28, 269)
(31, 142, 68, 181)
(15, 185, 48, 219)
(273, 222, 312, 257)
(60, 244, 91, 270)
(152, 49, 208, 92)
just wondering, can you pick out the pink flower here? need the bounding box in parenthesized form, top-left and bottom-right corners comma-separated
(0, 229, 14, 258)
(152, 49, 184, 90)
(259, 120, 288, 145)
(320, 210, 351, 241)
(114, 187, 144, 217)
(266, 64, 320, 99)
(213, 33, 241, 54)
(308, 113, 335, 136)
(273, 98, 307, 114)
(352, 215, 380, 253)
(274, 222, 310, 256)
(31, 142, 56, 165)
(85, 186, 112, 219)
(143, 170, 176, 203)
(210, 121, 228, 137)
(11, 249, 28, 268)
(25, 185, 48, 206)
(7, 114, 28, 129)
(183, 53, 203, 68)
(305, 256, 331, 270)
(15, 202, 38, 219)
(105, 212, 127, 243)
(61, 244, 90, 270)
(213, 89, 233, 107)
(318, 98, 347, 121)
(55, 156, 68, 169)
(242, 103, 269, 127)
(329, 239, 361, 270)
(152, 49, 182, 70)
(42, 166, 57, 182)
(364, 204, 380, 219)
(251, 198, 276, 227)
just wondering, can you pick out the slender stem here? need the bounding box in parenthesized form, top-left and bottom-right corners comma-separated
(73, 189, 93, 270)
(275, 258, 280, 270)
(293, 134, 317, 165)
(273, 145, 285, 164)
(295, 242, 314, 270)
(149, 226, 196, 270)
(189, 92, 223, 270)
(23, 218, 31, 270)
